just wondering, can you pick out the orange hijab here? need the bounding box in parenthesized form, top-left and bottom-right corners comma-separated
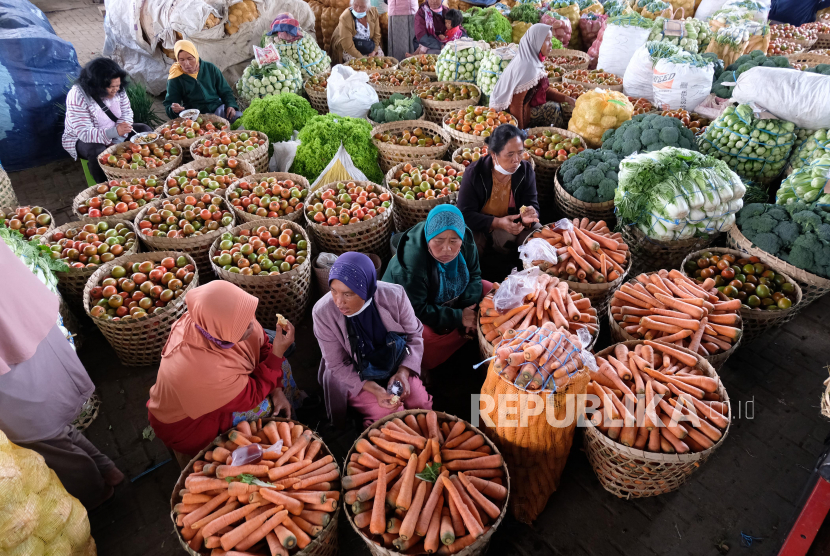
(148, 281, 261, 423)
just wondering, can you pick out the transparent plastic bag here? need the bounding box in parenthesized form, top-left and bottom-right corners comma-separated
(518, 238, 559, 268)
(269, 130, 301, 172)
(231, 443, 263, 466)
(314, 252, 338, 268)
(492, 266, 540, 313)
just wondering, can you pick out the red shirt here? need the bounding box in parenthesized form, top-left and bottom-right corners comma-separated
(147, 331, 283, 456)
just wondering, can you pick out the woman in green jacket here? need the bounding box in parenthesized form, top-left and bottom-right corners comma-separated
(382, 205, 492, 370)
(163, 40, 241, 122)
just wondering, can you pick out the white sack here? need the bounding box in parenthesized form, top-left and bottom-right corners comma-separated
(597, 21, 652, 77)
(731, 67, 830, 130)
(652, 57, 714, 112)
(694, 0, 728, 21)
(326, 65, 379, 119)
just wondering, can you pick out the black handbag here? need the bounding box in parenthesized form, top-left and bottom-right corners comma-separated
(353, 38, 376, 55)
(346, 320, 409, 383)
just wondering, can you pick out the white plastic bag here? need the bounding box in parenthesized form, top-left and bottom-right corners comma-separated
(694, 0, 728, 20)
(652, 56, 714, 112)
(731, 67, 830, 130)
(623, 42, 680, 101)
(492, 266, 540, 313)
(597, 17, 653, 77)
(310, 142, 370, 189)
(269, 131, 301, 172)
(326, 65, 379, 119)
(518, 238, 559, 268)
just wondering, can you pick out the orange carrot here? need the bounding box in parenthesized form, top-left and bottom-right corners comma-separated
(369, 464, 388, 535)
(266, 531, 288, 556)
(186, 478, 233, 494)
(437, 530, 488, 554)
(182, 491, 231, 528)
(292, 469, 340, 490)
(399, 480, 429, 540)
(444, 455, 503, 471)
(283, 517, 312, 549)
(396, 454, 418, 510)
(268, 459, 312, 482)
(201, 503, 262, 538)
(274, 525, 297, 549)
(458, 473, 501, 519)
(275, 431, 311, 467)
(219, 507, 280, 551)
(440, 508, 455, 546)
(644, 340, 698, 367)
(447, 494, 465, 537)
(304, 440, 322, 463)
(441, 475, 484, 539)
(443, 430, 475, 450)
(416, 470, 448, 537)
(259, 488, 303, 516)
(491, 304, 532, 328)
(424, 494, 445, 554)
(371, 437, 415, 459)
(216, 465, 269, 479)
(382, 427, 427, 450)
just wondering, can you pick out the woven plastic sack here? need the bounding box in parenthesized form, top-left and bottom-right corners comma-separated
(541, 12, 572, 46)
(0, 429, 96, 555)
(788, 129, 830, 172)
(261, 34, 331, 78)
(580, 13, 607, 45)
(775, 156, 830, 209)
(597, 13, 654, 77)
(731, 67, 830, 131)
(511, 21, 532, 43)
(623, 41, 681, 101)
(652, 53, 715, 112)
(567, 88, 633, 148)
(476, 44, 518, 96)
(435, 39, 490, 83)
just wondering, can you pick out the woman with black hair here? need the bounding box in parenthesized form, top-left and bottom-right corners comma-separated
(61, 57, 152, 183)
(456, 124, 541, 258)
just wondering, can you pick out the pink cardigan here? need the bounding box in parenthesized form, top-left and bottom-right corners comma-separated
(313, 281, 424, 424)
(387, 0, 417, 17)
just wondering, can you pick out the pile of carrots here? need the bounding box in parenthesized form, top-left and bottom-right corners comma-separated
(345, 411, 507, 554)
(610, 270, 742, 356)
(479, 276, 598, 346)
(526, 219, 629, 284)
(589, 341, 729, 454)
(173, 420, 339, 556)
(491, 322, 589, 391)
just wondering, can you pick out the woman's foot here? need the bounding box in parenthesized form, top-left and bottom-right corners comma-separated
(102, 467, 125, 487)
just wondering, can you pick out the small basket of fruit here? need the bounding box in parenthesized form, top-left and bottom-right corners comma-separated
(627, 96, 655, 116)
(134, 193, 236, 276)
(83, 251, 199, 366)
(164, 157, 255, 197)
(564, 69, 623, 91)
(547, 49, 590, 70)
(41, 219, 138, 311)
(154, 114, 230, 152)
(98, 139, 183, 181)
(544, 62, 566, 83)
(303, 71, 330, 114)
(442, 106, 518, 150)
(384, 160, 464, 231)
(344, 56, 398, 73)
(412, 82, 481, 124)
(304, 181, 394, 259)
(550, 81, 587, 123)
(225, 173, 310, 224)
(0, 206, 54, 242)
(681, 247, 803, 344)
(451, 143, 489, 167)
(398, 54, 438, 79)
(523, 127, 586, 184)
(371, 120, 451, 173)
(191, 130, 269, 173)
(209, 219, 312, 325)
(73, 178, 163, 221)
(660, 108, 709, 136)
(368, 69, 431, 100)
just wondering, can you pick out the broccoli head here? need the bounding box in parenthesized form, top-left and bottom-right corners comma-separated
(564, 154, 588, 174)
(568, 174, 585, 193)
(784, 201, 811, 217)
(597, 179, 617, 201)
(737, 203, 767, 225)
(605, 170, 618, 181)
(752, 232, 782, 256)
(788, 233, 822, 273)
(572, 185, 598, 203)
(601, 128, 616, 143)
(773, 220, 800, 248)
(817, 223, 830, 243)
(641, 128, 660, 146)
(561, 166, 580, 184)
(793, 210, 822, 233)
(764, 206, 789, 221)
(582, 167, 605, 187)
(742, 214, 778, 234)
(660, 127, 680, 145)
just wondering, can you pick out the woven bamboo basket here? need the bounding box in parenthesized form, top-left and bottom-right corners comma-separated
(442, 112, 519, 151)
(134, 193, 235, 277)
(727, 226, 830, 307)
(384, 160, 463, 232)
(560, 101, 575, 126)
(823, 373, 830, 420)
(344, 409, 509, 554)
(607, 294, 742, 371)
(345, 56, 399, 74)
(313, 252, 381, 296)
(71, 394, 101, 432)
(526, 127, 584, 209)
(0, 165, 18, 207)
(303, 73, 330, 114)
(1, 206, 55, 240)
(45, 218, 139, 313)
(171, 417, 340, 556)
(680, 247, 803, 344)
(563, 76, 624, 92)
(224, 172, 310, 225)
(372, 121, 451, 174)
(785, 52, 830, 67)
(418, 82, 482, 124)
(549, 49, 590, 70)
(209, 219, 312, 326)
(72, 185, 156, 222)
(191, 133, 271, 174)
(304, 181, 395, 259)
(795, 36, 818, 50)
(815, 33, 830, 50)
(367, 112, 426, 128)
(553, 173, 616, 224)
(99, 139, 184, 182)
(619, 223, 718, 277)
(370, 73, 432, 101)
(154, 113, 230, 152)
(584, 340, 731, 499)
(396, 57, 437, 80)
(163, 157, 255, 197)
(83, 251, 199, 366)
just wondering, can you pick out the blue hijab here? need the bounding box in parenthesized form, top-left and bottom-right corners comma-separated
(329, 252, 387, 357)
(424, 205, 470, 305)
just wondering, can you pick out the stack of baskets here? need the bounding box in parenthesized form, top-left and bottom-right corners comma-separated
(524, 127, 584, 217)
(224, 172, 310, 225)
(553, 172, 616, 224)
(99, 139, 184, 182)
(419, 82, 481, 124)
(304, 72, 330, 114)
(154, 114, 230, 162)
(371, 121, 451, 173)
(384, 160, 463, 232)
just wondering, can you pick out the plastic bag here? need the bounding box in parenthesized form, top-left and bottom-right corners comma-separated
(652, 53, 714, 112)
(693, 93, 730, 120)
(493, 266, 541, 313)
(580, 13, 607, 45)
(720, 0, 770, 23)
(623, 41, 681, 101)
(775, 156, 830, 209)
(587, 20, 608, 68)
(597, 13, 654, 77)
(694, 0, 728, 20)
(435, 39, 490, 83)
(511, 21, 532, 43)
(788, 130, 830, 172)
(553, 3, 582, 48)
(567, 88, 634, 148)
(231, 443, 264, 466)
(326, 65, 378, 119)
(315, 252, 339, 268)
(518, 238, 559, 268)
(311, 142, 370, 189)
(541, 12, 573, 47)
(269, 130, 301, 172)
(731, 67, 830, 131)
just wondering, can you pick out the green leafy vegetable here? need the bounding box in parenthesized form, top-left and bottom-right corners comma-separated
(416, 462, 443, 483)
(463, 7, 512, 43)
(291, 114, 383, 183)
(508, 4, 540, 24)
(234, 93, 318, 144)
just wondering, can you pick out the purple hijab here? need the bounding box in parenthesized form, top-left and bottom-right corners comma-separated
(329, 252, 387, 356)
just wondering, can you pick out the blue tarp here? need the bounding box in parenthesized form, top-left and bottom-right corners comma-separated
(0, 0, 81, 172)
(769, 0, 830, 26)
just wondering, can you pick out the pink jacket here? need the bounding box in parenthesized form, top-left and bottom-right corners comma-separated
(387, 0, 417, 17)
(313, 281, 424, 424)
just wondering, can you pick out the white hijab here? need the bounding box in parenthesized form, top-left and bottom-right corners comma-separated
(488, 24, 552, 112)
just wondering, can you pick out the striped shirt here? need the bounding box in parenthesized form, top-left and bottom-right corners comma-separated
(62, 85, 134, 160)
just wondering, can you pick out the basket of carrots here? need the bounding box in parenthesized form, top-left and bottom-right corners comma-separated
(583, 340, 731, 499)
(608, 270, 743, 371)
(477, 273, 599, 360)
(524, 218, 631, 318)
(170, 418, 340, 556)
(343, 409, 509, 555)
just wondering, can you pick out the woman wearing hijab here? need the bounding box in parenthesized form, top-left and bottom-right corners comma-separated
(412, 0, 447, 54)
(163, 40, 241, 122)
(312, 252, 430, 428)
(489, 23, 563, 129)
(330, 0, 384, 64)
(456, 124, 541, 258)
(382, 205, 492, 370)
(0, 240, 124, 510)
(147, 281, 294, 460)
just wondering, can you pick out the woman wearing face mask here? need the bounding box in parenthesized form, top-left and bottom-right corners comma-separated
(163, 40, 241, 122)
(489, 23, 564, 129)
(382, 205, 492, 370)
(456, 124, 541, 257)
(313, 252, 430, 428)
(412, 0, 447, 54)
(330, 0, 384, 64)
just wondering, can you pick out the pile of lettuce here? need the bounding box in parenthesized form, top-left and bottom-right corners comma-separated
(463, 7, 512, 43)
(234, 93, 317, 144)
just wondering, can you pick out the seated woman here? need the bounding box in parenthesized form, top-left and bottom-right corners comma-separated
(382, 205, 492, 370)
(147, 281, 295, 462)
(412, 0, 446, 54)
(457, 124, 541, 257)
(489, 23, 563, 129)
(330, 0, 384, 64)
(163, 40, 241, 123)
(62, 57, 153, 184)
(313, 252, 431, 428)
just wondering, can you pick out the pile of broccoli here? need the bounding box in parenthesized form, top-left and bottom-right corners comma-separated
(805, 64, 830, 75)
(600, 114, 697, 158)
(737, 202, 830, 278)
(368, 93, 423, 123)
(559, 149, 621, 203)
(711, 50, 790, 99)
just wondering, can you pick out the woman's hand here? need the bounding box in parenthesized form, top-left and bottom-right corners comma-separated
(271, 388, 292, 417)
(171, 103, 185, 114)
(362, 381, 401, 409)
(388, 367, 412, 400)
(116, 122, 133, 136)
(271, 321, 295, 358)
(225, 106, 237, 120)
(520, 206, 539, 226)
(462, 304, 476, 332)
(493, 215, 524, 235)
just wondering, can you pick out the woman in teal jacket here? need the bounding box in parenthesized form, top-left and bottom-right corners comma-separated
(382, 205, 492, 370)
